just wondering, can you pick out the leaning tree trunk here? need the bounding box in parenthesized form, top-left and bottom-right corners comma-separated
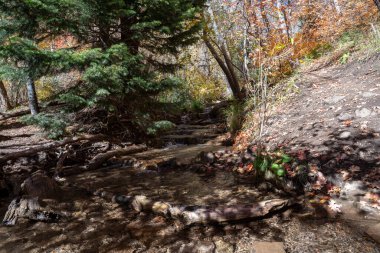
(374, 0, 380, 11)
(0, 80, 11, 111)
(26, 76, 39, 115)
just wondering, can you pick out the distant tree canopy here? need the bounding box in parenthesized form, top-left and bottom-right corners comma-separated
(0, 0, 205, 115)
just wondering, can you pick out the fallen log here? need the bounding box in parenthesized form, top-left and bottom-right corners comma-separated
(111, 194, 291, 225)
(0, 134, 107, 164)
(87, 145, 147, 170)
(180, 199, 290, 224)
(0, 109, 30, 120)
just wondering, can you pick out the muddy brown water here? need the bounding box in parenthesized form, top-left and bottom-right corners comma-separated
(0, 166, 379, 253)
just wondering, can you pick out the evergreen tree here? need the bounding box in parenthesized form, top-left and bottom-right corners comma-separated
(65, 0, 205, 112)
(0, 0, 83, 115)
(0, 0, 205, 117)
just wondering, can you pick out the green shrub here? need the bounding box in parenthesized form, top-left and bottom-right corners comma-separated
(224, 101, 244, 134)
(20, 113, 68, 139)
(147, 120, 176, 136)
(59, 93, 88, 111)
(190, 100, 204, 113)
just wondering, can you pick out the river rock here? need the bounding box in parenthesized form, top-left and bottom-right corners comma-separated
(131, 195, 152, 212)
(338, 131, 351, 139)
(355, 108, 371, 118)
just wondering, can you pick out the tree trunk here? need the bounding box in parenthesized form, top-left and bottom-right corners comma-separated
(204, 39, 244, 100)
(205, 6, 244, 100)
(0, 81, 11, 111)
(121, 1, 140, 54)
(26, 76, 39, 115)
(374, 0, 380, 11)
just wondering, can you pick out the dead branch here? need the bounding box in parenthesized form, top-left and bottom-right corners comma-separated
(0, 134, 108, 164)
(87, 145, 147, 170)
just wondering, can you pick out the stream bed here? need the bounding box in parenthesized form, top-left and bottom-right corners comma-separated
(0, 165, 379, 253)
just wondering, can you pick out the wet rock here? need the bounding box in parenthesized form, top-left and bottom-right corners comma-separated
(338, 131, 351, 139)
(252, 242, 286, 253)
(131, 195, 152, 212)
(325, 96, 345, 104)
(337, 112, 353, 121)
(355, 108, 371, 118)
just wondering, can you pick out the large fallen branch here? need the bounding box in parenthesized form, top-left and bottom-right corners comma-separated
(0, 134, 107, 164)
(110, 194, 291, 225)
(87, 145, 147, 170)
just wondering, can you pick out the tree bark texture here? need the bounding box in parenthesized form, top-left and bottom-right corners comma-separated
(26, 76, 39, 115)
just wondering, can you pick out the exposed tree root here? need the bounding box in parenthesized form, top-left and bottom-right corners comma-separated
(87, 145, 147, 170)
(0, 134, 108, 164)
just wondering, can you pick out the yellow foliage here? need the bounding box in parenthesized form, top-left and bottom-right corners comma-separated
(35, 78, 55, 101)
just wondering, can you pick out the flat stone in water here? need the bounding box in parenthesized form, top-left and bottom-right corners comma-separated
(355, 108, 371, 118)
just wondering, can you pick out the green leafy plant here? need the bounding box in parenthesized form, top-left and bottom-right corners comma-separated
(339, 52, 350, 64)
(20, 113, 68, 139)
(253, 150, 293, 179)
